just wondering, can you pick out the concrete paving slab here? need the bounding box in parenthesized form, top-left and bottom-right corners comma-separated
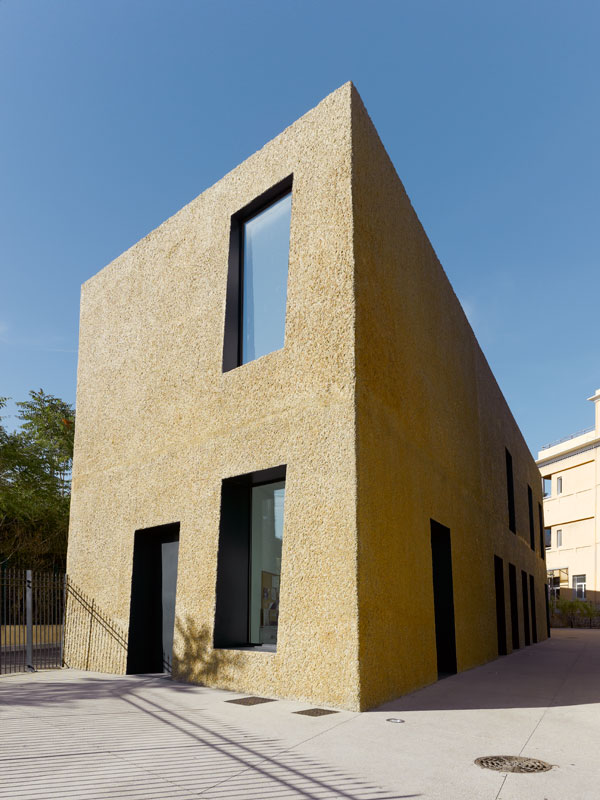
(1, 629, 599, 799)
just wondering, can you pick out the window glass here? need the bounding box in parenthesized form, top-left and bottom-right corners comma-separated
(557, 529, 562, 547)
(573, 574, 586, 600)
(242, 193, 292, 363)
(249, 481, 285, 645)
(542, 477, 551, 497)
(544, 527, 552, 549)
(557, 476, 563, 495)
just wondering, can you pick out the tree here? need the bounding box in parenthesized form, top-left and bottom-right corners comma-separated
(0, 390, 75, 571)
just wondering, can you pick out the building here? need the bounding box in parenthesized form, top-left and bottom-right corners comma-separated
(65, 83, 548, 711)
(537, 389, 600, 605)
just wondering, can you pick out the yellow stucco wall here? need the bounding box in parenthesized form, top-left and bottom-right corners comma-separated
(351, 88, 548, 709)
(66, 83, 361, 709)
(66, 82, 548, 711)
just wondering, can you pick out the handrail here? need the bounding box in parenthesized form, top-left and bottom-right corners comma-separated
(540, 426, 595, 451)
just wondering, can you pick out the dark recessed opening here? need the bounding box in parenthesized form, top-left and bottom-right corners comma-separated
(127, 522, 180, 675)
(214, 465, 286, 651)
(506, 449, 516, 534)
(508, 562, 519, 650)
(430, 519, 457, 677)
(521, 569, 531, 646)
(494, 555, 507, 656)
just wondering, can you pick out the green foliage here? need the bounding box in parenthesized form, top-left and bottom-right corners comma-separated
(555, 597, 597, 628)
(0, 390, 75, 571)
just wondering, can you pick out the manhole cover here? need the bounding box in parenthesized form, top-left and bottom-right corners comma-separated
(475, 756, 553, 773)
(226, 696, 275, 706)
(294, 708, 338, 716)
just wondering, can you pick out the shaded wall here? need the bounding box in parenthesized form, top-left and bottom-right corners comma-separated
(351, 87, 548, 710)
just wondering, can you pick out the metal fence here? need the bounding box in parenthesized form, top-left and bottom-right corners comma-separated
(0, 569, 65, 675)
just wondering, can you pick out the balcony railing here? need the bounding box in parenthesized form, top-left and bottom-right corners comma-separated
(540, 426, 595, 452)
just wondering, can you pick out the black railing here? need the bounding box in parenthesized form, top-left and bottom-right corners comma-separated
(0, 568, 65, 674)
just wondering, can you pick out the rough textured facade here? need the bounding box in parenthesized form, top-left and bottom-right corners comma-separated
(66, 83, 548, 711)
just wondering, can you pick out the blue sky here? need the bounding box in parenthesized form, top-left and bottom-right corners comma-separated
(1, 0, 598, 454)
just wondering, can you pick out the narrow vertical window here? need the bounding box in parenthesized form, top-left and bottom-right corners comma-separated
(573, 574, 586, 600)
(223, 177, 293, 372)
(506, 449, 516, 533)
(557, 529, 562, 548)
(214, 465, 286, 650)
(249, 480, 285, 645)
(544, 527, 552, 549)
(508, 563, 519, 650)
(529, 575, 538, 644)
(430, 520, 457, 677)
(494, 556, 507, 656)
(521, 569, 531, 646)
(538, 503, 545, 559)
(527, 485, 535, 551)
(542, 476, 551, 497)
(557, 476, 563, 495)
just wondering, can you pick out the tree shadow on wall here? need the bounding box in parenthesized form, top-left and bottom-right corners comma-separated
(172, 615, 243, 687)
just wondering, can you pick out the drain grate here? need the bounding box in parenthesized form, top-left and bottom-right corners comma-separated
(226, 696, 276, 706)
(475, 756, 553, 774)
(294, 708, 338, 716)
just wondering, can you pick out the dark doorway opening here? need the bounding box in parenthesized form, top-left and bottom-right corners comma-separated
(529, 574, 538, 643)
(521, 570, 531, 646)
(494, 556, 507, 656)
(430, 520, 457, 677)
(127, 522, 180, 674)
(508, 563, 519, 650)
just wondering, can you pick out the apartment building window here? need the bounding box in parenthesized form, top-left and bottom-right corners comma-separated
(557, 529, 562, 548)
(539, 503, 545, 560)
(213, 465, 286, 650)
(557, 476, 563, 495)
(223, 177, 293, 371)
(505, 449, 516, 533)
(542, 476, 551, 497)
(573, 574, 586, 600)
(544, 527, 552, 549)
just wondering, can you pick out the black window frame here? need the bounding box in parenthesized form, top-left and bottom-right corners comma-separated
(527, 484, 535, 551)
(506, 448, 516, 534)
(213, 464, 287, 650)
(222, 175, 294, 373)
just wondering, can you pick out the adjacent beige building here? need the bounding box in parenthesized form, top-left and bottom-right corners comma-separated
(65, 83, 549, 711)
(537, 389, 600, 605)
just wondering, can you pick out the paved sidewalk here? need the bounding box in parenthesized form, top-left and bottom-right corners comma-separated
(1, 629, 599, 799)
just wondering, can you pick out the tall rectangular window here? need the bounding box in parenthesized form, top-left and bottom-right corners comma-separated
(529, 575, 538, 644)
(542, 476, 551, 497)
(223, 177, 293, 372)
(573, 574, 586, 600)
(494, 556, 507, 656)
(521, 569, 531, 646)
(557, 476, 563, 495)
(506, 449, 516, 533)
(527, 485, 535, 551)
(508, 563, 519, 650)
(249, 481, 285, 645)
(539, 503, 545, 559)
(213, 465, 286, 650)
(544, 527, 552, 549)
(557, 529, 562, 547)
